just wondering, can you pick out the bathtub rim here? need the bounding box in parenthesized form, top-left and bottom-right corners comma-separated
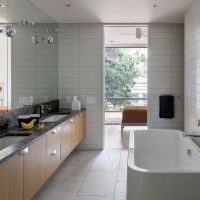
(128, 129, 200, 174)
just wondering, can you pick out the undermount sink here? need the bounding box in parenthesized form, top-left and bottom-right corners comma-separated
(0, 136, 26, 150)
(41, 114, 68, 123)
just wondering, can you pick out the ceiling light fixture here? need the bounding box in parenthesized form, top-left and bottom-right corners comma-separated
(65, 3, 72, 7)
(151, 3, 159, 8)
(0, 4, 5, 7)
(0, 26, 16, 37)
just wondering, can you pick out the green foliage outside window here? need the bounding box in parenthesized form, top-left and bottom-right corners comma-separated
(105, 48, 146, 111)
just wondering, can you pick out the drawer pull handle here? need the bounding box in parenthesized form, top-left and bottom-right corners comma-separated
(19, 147, 29, 155)
(51, 150, 57, 156)
(51, 130, 57, 134)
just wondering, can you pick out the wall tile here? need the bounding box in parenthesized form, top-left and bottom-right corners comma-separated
(148, 24, 184, 130)
(185, 0, 200, 134)
(58, 24, 104, 150)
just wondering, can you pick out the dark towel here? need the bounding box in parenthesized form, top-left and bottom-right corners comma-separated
(159, 95, 174, 119)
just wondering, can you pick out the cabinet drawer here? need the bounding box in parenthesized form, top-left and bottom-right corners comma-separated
(46, 128, 61, 179)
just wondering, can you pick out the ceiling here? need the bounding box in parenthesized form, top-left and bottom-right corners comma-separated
(29, 0, 193, 23)
(105, 26, 148, 47)
(0, 0, 55, 23)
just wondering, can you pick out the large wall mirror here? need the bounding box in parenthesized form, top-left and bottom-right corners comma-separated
(0, 0, 58, 112)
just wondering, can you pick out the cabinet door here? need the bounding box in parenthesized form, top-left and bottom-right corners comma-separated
(70, 115, 80, 149)
(46, 128, 60, 179)
(0, 154, 23, 200)
(9, 154, 23, 200)
(24, 136, 46, 200)
(60, 121, 72, 163)
(79, 112, 85, 142)
(0, 160, 9, 200)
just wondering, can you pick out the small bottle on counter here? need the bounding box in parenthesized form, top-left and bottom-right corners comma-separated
(71, 96, 81, 111)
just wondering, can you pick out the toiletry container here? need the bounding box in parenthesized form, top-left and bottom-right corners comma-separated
(71, 96, 81, 110)
(29, 96, 34, 105)
(29, 114, 40, 125)
(18, 115, 31, 128)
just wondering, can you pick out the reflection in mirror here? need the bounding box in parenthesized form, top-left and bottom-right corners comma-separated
(0, 32, 10, 112)
(0, 0, 58, 112)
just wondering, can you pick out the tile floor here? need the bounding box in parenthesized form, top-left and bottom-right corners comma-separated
(35, 125, 147, 200)
(35, 149, 128, 200)
(105, 125, 147, 149)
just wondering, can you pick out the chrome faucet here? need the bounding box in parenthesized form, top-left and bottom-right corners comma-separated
(183, 133, 200, 138)
(40, 104, 52, 116)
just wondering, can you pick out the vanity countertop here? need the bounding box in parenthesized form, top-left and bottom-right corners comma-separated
(0, 108, 86, 164)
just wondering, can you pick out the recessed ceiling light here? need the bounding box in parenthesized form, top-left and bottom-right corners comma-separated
(0, 4, 5, 7)
(65, 3, 72, 7)
(151, 3, 159, 8)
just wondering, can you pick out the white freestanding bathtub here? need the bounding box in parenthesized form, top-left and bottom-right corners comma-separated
(127, 129, 200, 200)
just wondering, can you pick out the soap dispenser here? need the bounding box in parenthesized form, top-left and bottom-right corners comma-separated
(71, 96, 81, 111)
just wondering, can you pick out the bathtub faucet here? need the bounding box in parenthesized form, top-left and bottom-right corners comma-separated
(183, 133, 200, 138)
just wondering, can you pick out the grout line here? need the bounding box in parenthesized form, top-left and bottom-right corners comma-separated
(113, 149, 123, 199)
(78, 24, 81, 98)
(171, 25, 173, 128)
(73, 154, 97, 199)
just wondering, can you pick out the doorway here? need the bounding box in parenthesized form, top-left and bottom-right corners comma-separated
(104, 26, 148, 149)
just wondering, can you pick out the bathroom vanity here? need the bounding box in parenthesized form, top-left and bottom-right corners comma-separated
(0, 109, 85, 200)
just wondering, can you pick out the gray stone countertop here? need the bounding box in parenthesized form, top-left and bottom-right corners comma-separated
(0, 108, 86, 164)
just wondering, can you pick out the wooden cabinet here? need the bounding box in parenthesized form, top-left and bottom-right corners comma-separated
(70, 115, 80, 149)
(46, 128, 61, 179)
(9, 154, 23, 200)
(0, 160, 9, 200)
(0, 154, 23, 200)
(79, 112, 85, 142)
(60, 112, 85, 163)
(24, 136, 46, 200)
(60, 121, 72, 163)
(0, 111, 85, 200)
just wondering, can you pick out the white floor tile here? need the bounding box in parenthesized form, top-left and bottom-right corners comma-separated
(105, 125, 147, 149)
(54, 160, 91, 182)
(35, 146, 129, 199)
(114, 181, 127, 200)
(114, 193, 126, 200)
(69, 150, 101, 162)
(114, 182, 126, 196)
(79, 170, 117, 196)
(75, 196, 113, 200)
(117, 170, 127, 182)
(90, 149, 121, 171)
(36, 181, 81, 200)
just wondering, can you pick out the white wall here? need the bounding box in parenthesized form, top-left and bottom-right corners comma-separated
(58, 24, 104, 150)
(148, 24, 184, 130)
(58, 23, 185, 149)
(185, 0, 200, 134)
